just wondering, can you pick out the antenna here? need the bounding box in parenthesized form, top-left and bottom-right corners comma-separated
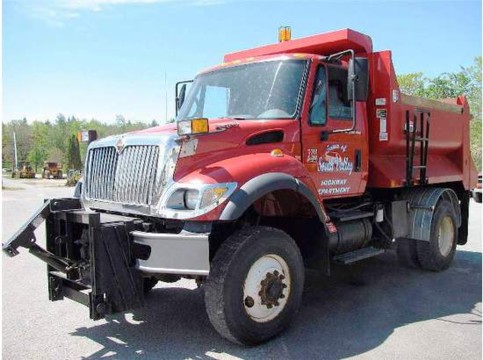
(165, 72, 168, 123)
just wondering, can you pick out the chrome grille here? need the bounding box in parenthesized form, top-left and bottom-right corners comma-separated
(85, 145, 161, 206)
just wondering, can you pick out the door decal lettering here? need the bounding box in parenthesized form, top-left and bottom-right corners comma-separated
(317, 144, 354, 174)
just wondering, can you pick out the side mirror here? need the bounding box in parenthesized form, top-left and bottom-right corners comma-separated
(348, 57, 369, 101)
(175, 80, 193, 117)
(177, 84, 187, 112)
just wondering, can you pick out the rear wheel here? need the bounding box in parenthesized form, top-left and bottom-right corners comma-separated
(57, 170, 63, 179)
(416, 200, 457, 271)
(205, 226, 304, 345)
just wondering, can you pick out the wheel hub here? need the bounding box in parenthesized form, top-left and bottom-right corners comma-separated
(438, 215, 454, 257)
(259, 270, 286, 308)
(242, 254, 291, 323)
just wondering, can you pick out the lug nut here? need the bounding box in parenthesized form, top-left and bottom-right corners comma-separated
(244, 296, 255, 308)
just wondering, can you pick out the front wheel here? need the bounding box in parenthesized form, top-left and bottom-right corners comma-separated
(205, 226, 304, 345)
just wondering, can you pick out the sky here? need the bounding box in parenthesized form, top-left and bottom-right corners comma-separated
(2, 0, 482, 124)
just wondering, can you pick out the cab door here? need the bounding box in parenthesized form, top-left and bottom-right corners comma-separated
(300, 61, 367, 200)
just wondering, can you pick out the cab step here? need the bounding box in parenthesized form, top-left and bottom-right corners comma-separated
(333, 247, 385, 265)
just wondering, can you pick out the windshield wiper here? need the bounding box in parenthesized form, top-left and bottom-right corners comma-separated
(220, 115, 252, 120)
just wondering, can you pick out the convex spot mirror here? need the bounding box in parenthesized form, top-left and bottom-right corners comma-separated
(348, 57, 369, 102)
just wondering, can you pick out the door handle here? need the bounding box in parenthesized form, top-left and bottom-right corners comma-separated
(355, 149, 362, 172)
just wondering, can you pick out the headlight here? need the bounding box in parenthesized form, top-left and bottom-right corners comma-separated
(166, 189, 200, 210)
(165, 183, 237, 214)
(166, 189, 186, 209)
(185, 189, 200, 210)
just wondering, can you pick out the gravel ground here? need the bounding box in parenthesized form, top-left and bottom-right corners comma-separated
(2, 182, 481, 359)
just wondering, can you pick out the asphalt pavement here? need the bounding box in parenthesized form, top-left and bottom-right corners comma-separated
(2, 178, 481, 359)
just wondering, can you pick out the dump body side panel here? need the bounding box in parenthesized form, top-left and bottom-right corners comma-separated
(366, 50, 476, 190)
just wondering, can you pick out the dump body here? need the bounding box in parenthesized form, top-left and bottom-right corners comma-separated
(366, 51, 474, 189)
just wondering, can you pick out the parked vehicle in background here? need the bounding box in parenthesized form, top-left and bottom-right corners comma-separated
(472, 172, 482, 203)
(42, 161, 63, 179)
(3, 27, 478, 345)
(16, 163, 36, 179)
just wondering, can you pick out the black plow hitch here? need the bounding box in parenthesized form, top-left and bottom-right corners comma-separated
(3, 198, 145, 320)
(3, 199, 83, 278)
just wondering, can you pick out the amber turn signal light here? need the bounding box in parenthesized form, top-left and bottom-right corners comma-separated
(177, 118, 209, 136)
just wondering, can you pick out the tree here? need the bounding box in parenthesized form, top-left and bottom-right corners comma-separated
(2, 123, 13, 169)
(397, 72, 426, 96)
(27, 121, 49, 172)
(47, 148, 64, 163)
(6, 118, 33, 167)
(397, 57, 482, 170)
(66, 135, 82, 170)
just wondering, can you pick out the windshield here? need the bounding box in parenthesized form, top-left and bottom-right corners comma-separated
(177, 59, 308, 121)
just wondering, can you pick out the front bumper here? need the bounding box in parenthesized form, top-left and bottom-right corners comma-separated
(133, 231, 209, 276)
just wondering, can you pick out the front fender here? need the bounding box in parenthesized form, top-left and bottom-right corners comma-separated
(219, 172, 326, 222)
(174, 153, 323, 222)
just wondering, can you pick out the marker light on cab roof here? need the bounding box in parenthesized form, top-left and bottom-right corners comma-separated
(278, 26, 291, 42)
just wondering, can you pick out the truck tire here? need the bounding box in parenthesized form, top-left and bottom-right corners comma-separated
(205, 226, 304, 345)
(416, 200, 458, 271)
(473, 192, 482, 203)
(396, 238, 420, 268)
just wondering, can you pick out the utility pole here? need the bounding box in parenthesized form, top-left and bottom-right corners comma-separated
(13, 131, 18, 171)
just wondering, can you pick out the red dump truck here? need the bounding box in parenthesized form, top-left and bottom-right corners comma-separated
(3, 28, 478, 345)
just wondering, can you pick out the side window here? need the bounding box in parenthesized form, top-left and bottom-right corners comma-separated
(309, 66, 327, 125)
(327, 66, 352, 120)
(203, 85, 230, 119)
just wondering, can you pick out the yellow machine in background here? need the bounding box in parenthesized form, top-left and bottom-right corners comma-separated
(18, 163, 36, 179)
(42, 162, 63, 179)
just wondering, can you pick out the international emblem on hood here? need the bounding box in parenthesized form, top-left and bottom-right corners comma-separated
(115, 137, 126, 155)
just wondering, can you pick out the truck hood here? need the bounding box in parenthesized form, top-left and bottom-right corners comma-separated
(93, 117, 299, 158)
(172, 118, 301, 182)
